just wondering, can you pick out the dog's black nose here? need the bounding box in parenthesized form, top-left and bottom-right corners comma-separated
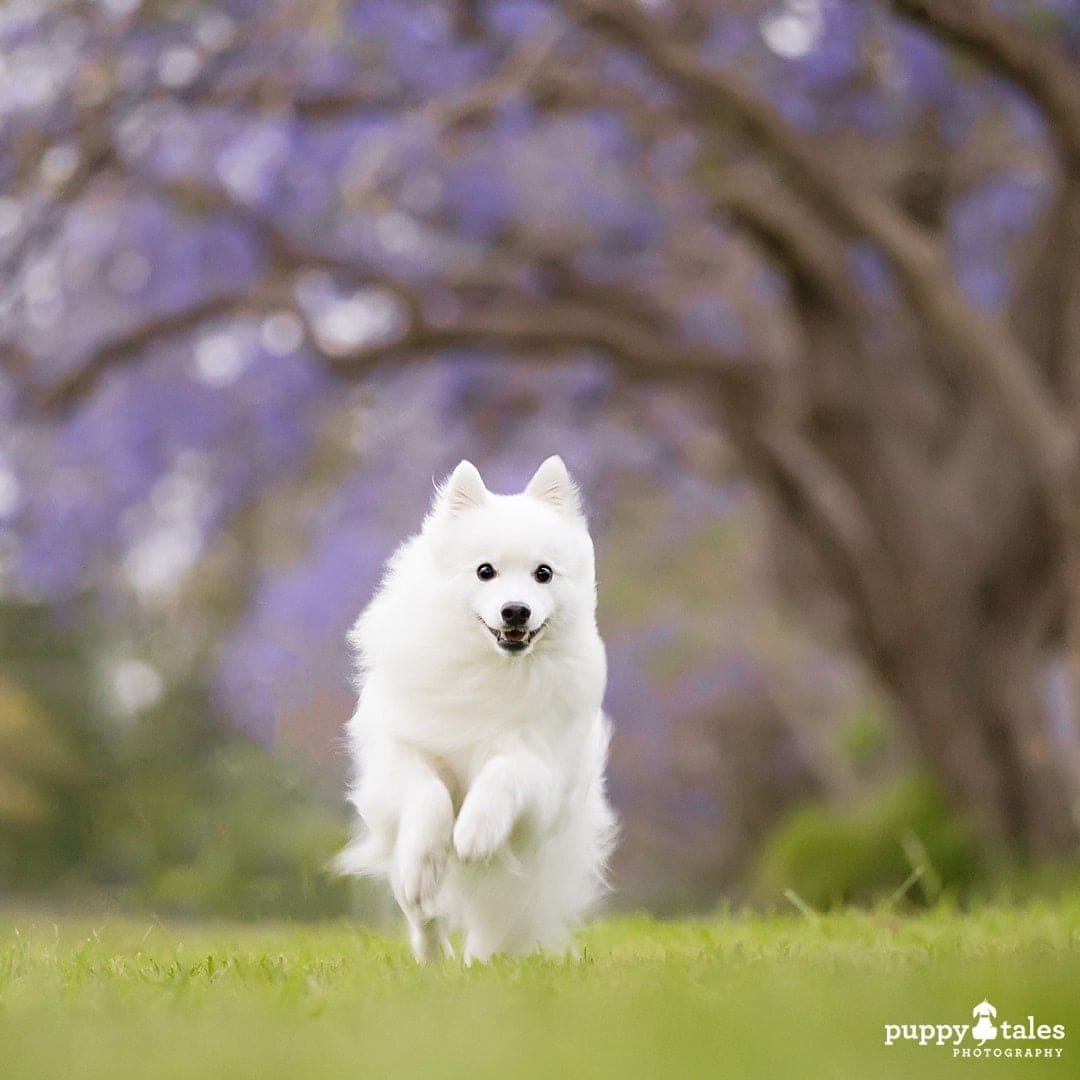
(501, 602, 530, 627)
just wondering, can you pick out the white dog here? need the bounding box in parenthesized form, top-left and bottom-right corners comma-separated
(337, 456, 616, 962)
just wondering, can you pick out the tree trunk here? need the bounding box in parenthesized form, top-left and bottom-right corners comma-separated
(885, 616, 1080, 860)
(1058, 484, 1080, 843)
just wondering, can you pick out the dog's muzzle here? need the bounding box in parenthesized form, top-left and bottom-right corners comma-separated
(482, 619, 546, 653)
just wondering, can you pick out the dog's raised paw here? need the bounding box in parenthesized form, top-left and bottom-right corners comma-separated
(453, 797, 513, 862)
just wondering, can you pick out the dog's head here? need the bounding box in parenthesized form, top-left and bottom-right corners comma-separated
(424, 456, 596, 657)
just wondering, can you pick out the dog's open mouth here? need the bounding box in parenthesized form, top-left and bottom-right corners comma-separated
(483, 621, 546, 653)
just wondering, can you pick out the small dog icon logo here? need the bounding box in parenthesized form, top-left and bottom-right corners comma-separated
(972, 1000, 998, 1043)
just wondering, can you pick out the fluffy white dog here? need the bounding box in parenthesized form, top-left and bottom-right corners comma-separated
(337, 456, 616, 963)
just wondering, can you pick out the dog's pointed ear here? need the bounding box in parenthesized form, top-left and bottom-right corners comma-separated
(525, 455, 582, 518)
(436, 460, 489, 518)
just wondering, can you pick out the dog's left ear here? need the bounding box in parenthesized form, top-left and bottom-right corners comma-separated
(525, 455, 583, 518)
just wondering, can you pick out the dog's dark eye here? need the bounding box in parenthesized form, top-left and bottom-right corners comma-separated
(533, 564, 553, 584)
(476, 563, 496, 581)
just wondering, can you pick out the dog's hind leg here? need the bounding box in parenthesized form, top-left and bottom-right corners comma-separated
(407, 914, 453, 963)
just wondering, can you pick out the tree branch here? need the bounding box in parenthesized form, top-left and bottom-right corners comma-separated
(715, 175, 862, 318)
(887, 0, 1080, 168)
(754, 427, 904, 651)
(321, 293, 748, 395)
(24, 289, 271, 411)
(278, 16, 570, 125)
(10, 177, 757, 415)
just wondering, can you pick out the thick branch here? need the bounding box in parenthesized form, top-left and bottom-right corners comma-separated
(888, 0, 1080, 168)
(13, 204, 755, 413)
(715, 176, 861, 318)
(322, 294, 747, 395)
(27, 289, 269, 411)
(755, 427, 904, 651)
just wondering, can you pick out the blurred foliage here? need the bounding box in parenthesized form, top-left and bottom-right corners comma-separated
(0, 600, 356, 919)
(84, 703, 354, 920)
(0, 679, 73, 820)
(0, 602, 104, 885)
(755, 774, 988, 910)
(838, 694, 895, 780)
(840, 710, 889, 772)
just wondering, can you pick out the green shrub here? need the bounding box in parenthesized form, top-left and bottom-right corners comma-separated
(755, 773, 987, 910)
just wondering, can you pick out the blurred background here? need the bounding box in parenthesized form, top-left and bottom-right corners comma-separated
(1, 0, 1078, 920)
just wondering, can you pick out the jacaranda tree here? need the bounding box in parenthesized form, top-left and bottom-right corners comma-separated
(2, 0, 1078, 861)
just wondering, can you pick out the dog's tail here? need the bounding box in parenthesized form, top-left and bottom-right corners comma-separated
(328, 832, 386, 879)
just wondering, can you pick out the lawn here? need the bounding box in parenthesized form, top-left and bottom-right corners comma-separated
(1, 902, 1078, 1079)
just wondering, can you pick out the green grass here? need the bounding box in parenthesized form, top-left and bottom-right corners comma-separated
(2, 902, 1078, 1079)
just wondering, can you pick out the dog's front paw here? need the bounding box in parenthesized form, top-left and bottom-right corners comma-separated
(396, 843, 447, 917)
(453, 794, 514, 862)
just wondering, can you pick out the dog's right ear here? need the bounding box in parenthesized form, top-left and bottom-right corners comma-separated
(525, 455, 582, 518)
(434, 460, 489, 518)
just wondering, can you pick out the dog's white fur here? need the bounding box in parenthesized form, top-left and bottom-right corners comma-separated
(337, 456, 616, 962)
